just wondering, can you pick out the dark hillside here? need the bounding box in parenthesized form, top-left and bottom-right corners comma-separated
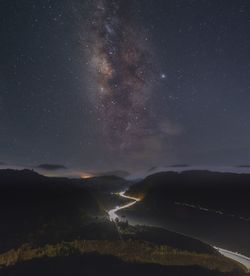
(0, 169, 102, 252)
(127, 171, 250, 216)
(124, 171, 250, 255)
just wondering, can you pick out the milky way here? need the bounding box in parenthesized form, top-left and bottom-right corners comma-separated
(1, 0, 250, 171)
(85, 0, 155, 152)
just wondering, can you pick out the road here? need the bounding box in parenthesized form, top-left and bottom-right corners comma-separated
(214, 247, 250, 270)
(108, 191, 250, 271)
(108, 191, 140, 221)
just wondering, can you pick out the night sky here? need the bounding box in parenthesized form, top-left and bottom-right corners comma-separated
(1, 0, 250, 174)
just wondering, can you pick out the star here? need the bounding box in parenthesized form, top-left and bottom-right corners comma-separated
(160, 73, 166, 79)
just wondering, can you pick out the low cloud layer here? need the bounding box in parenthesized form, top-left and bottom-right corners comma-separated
(37, 164, 67, 171)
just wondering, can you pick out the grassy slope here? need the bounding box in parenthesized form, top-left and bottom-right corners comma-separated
(0, 254, 246, 276)
(0, 240, 246, 273)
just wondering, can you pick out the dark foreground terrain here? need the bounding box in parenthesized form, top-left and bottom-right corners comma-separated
(0, 169, 248, 275)
(0, 254, 246, 276)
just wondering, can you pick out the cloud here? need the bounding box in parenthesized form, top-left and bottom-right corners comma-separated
(159, 120, 183, 136)
(95, 170, 130, 178)
(170, 164, 190, 168)
(37, 164, 67, 171)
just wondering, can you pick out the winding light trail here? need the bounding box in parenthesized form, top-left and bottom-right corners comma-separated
(108, 191, 140, 221)
(214, 247, 250, 270)
(108, 191, 250, 271)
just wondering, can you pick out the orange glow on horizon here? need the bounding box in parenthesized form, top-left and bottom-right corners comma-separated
(80, 173, 93, 179)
